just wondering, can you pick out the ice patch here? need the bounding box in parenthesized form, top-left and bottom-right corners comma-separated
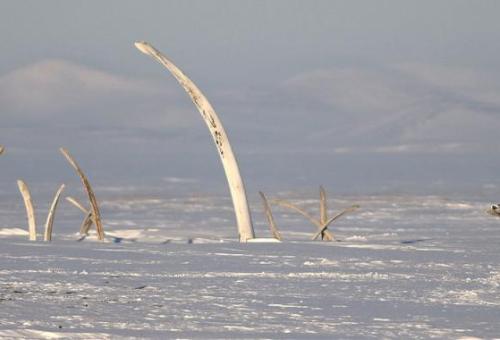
(303, 258, 339, 267)
(247, 238, 281, 243)
(444, 202, 473, 209)
(343, 235, 368, 241)
(162, 177, 198, 184)
(268, 303, 308, 309)
(0, 329, 110, 339)
(0, 228, 29, 236)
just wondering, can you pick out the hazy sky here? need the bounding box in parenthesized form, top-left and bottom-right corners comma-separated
(1, 1, 500, 195)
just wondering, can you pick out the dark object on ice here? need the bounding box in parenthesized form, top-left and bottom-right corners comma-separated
(133, 285, 147, 290)
(401, 238, 429, 244)
(488, 204, 500, 217)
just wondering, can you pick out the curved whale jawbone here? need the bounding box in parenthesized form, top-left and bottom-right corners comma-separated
(134, 41, 255, 242)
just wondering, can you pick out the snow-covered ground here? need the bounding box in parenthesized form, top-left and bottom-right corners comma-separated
(1, 189, 499, 338)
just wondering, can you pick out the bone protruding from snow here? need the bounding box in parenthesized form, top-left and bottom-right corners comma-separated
(60, 148, 105, 240)
(318, 186, 335, 241)
(272, 199, 321, 228)
(272, 198, 335, 241)
(259, 191, 282, 241)
(66, 196, 88, 214)
(44, 184, 66, 241)
(320, 186, 327, 226)
(312, 205, 360, 241)
(66, 196, 96, 235)
(272, 186, 359, 241)
(134, 41, 255, 242)
(17, 180, 36, 241)
(80, 212, 94, 235)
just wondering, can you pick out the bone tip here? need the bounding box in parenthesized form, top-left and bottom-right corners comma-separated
(134, 41, 153, 55)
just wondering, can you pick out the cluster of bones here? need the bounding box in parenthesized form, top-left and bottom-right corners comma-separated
(1, 147, 105, 242)
(0, 144, 358, 243)
(1, 42, 497, 242)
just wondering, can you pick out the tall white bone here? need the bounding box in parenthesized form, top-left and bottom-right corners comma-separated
(17, 180, 37, 241)
(259, 191, 282, 240)
(319, 186, 327, 227)
(60, 148, 105, 240)
(134, 41, 255, 242)
(44, 184, 66, 241)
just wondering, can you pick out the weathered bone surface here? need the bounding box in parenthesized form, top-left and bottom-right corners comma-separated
(17, 180, 36, 241)
(273, 199, 321, 228)
(320, 186, 327, 226)
(272, 186, 359, 241)
(259, 191, 282, 240)
(44, 184, 66, 241)
(66, 196, 88, 214)
(60, 148, 105, 240)
(318, 186, 334, 241)
(312, 205, 360, 240)
(80, 212, 94, 235)
(134, 41, 255, 242)
(272, 199, 335, 240)
(66, 196, 96, 235)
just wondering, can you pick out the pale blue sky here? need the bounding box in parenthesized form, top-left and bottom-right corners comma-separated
(1, 1, 500, 195)
(2, 1, 500, 76)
